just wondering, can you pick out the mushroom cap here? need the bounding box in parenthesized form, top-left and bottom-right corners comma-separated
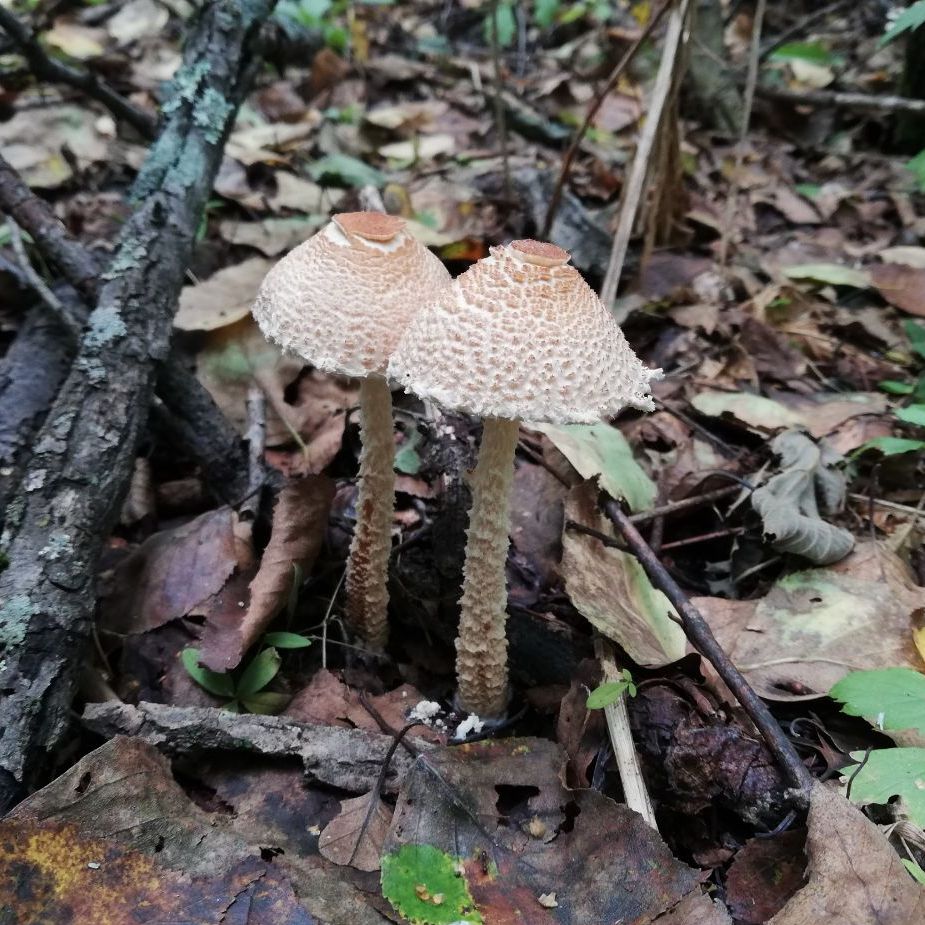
(252, 212, 451, 377)
(387, 240, 660, 423)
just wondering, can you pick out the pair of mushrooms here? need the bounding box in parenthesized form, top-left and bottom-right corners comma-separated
(253, 212, 657, 717)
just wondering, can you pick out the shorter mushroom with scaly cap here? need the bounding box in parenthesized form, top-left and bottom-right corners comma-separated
(253, 211, 450, 648)
(388, 240, 659, 716)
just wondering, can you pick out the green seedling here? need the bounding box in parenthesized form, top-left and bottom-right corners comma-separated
(586, 669, 637, 710)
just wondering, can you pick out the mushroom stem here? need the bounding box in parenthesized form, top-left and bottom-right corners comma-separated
(345, 374, 395, 648)
(456, 416, 521, 716)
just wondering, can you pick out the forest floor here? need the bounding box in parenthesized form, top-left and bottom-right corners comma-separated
(1, 1, 925, 923)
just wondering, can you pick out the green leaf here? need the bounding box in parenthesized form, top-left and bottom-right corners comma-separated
(842, 748, 925, 828)
(795, 183, 821, 199)
(381, 844, 483, 924)
(771, 41, 833, 65)
(236, 647, 281, 698)
(533, 0, 559, 28)
(181, 648, 235, 698)
(586, 680, 631, 710)
(484, 1, 516, 48)
(783, 262, 871, 288)
(881, 0, 925, 46)
(896, 404, 925, 427)
(879, 380, 915, 396)
(906, 150, 925, 194)
(831, 668, 925, 737)
(536, 422, 656, 512)
(905, 320, 925, 361)
(263, 631, 313, 649)
(853, 436, 925, 457)
(903, 859, 925, 884)
(308, 153, 385, 188)
(241, 691, 292, 714)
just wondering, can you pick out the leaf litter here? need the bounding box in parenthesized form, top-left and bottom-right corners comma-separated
(3, 0, 925, 920)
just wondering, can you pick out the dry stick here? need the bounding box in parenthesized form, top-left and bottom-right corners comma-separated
(754, 85, 925, 117)
(0, 5, 157, 140)
(488, 0, 512, 202)
(602, 497, 813, 803)
(629, 483, 741, 523)
(542, 0, 672, 239)
(718, 0, 766, 268)
(601, 0, 692, 319)
(593, 636, 657, 829)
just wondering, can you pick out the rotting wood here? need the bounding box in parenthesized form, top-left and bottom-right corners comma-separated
(82, 701, 428, 795)
(0, 0, 278, 814)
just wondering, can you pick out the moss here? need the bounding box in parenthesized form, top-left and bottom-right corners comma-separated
(163, 60, 211, 115)
(83, 305, 127, 350)
(194, 87, 233, 145)
(0, 594, 37, 647)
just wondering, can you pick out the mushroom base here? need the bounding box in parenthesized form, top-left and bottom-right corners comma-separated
(344, 375, 395, 648)
(455, 416, 520, 717)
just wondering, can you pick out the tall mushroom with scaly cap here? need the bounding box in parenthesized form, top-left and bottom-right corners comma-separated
(252, 212, 450, 648)
(389, 240, 659, 716)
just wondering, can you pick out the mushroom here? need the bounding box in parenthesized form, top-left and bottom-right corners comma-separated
(252, 211, 450, 648)
(388, 240, 659, 716)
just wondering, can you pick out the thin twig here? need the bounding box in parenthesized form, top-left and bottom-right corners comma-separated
(593, 636, 657, 829)
(718, 0, 766, 267)
(601, 497, 813, 803)
(240, 383, 267, 523)
(601, 0, 692, 317)
(658, 526, 745, 551)
(629, 484, 742, 523)
(322, 568, 347, 670)
(754, 85, 925, 116)
(4, 215, 81, 338)
(488, 1, 512, 201)
(0, 5, 157, 139)
(541, 0, 672, 238)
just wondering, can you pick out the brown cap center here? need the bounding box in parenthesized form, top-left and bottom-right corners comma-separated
(510, 239, 571, 267)
(333, 211, 406, 242)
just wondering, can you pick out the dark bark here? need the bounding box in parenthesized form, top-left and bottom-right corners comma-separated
(0, 154, 251, 510)
(0, 0, 277, 813)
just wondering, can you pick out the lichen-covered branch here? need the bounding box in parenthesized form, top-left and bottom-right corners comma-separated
(0, 5, 158, 140)
(0, 0, 277, 813)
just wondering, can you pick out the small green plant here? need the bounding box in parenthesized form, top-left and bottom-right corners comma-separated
(906, 150, 925, 194)
(181, 631, 311, 713)
(830, 669, 925, 839)
(586, 669, 637, 710)
(881, 0, 925, 47)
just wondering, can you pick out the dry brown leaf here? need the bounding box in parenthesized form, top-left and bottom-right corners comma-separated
(769, 783, 925, 923)
(563, 482, 686, 667)
(318, 791, 392, 872)
(102, 507, 244, 635)
(175, 258, 272, 331)
(696, 541, 925, 700)
(870, 262, 925, 317)
(198, 476, 334, 670)
(217, 217, 321, 256)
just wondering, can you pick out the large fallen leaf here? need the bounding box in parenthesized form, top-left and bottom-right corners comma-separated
(534, 422, 656, 512)
(563, 482, 685, 667)
(319, 791, 392, 872)
(750, 430, 854, 564)
(106, 0, 168, 43)
(870, 262, 925, 317)
(842, 748, 925, 828)
(198, 475, 334, 670)
(1, 738, 318, 923)
(782, 262, 871, 288)
(831, 668, 925, 740)
(724, 831, 805, 924)
(768, 783, 925, 923)
(226, 119, 320, 165)
(101, 507, 244, 634)
(175, 257, 272, 331)
(45, 20, 106, 59)
(382, 738, 703, 924)
(697, 541, 925, 700)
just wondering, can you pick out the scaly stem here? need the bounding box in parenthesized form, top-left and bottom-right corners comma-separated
(456, 417, 520, 716)
(345, 375, 395, 648)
